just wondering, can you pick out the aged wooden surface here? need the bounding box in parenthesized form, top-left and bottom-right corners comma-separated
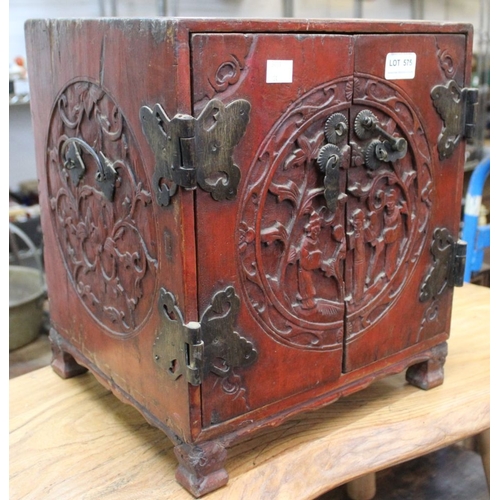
(24, 25, 476, 487)
(24, 17, 477, 496)
(9, 283, 489, 500)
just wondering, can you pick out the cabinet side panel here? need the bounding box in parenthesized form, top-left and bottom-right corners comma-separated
(25, 19, 198, 442)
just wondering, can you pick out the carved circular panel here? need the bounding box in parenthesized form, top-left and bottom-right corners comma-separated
(46, 80, 158, 336)
(238, 76, 434, 349)
(238, 78, 352, 350)
(345, 75, 433, 337)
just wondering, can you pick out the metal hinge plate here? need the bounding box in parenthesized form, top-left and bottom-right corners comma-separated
(420, 228, 467, 302)
(140, 98, 251, 207)
(153, 286, 257, 386)
(431, 81, 478, 160)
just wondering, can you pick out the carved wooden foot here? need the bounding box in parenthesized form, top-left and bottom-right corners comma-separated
(49, 328, 88, 379)
(406, 342, 448, 390)
(174, 440, 228, 498)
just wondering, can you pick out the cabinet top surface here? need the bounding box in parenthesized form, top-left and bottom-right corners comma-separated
(25, 17, 473, 36)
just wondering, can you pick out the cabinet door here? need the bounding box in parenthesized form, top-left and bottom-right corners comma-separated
(343, 34, 468, 371)
(191, 32, 354, 427)
(190, 31, 468, 426)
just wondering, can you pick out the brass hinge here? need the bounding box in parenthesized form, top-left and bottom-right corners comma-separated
(140, 98, 251, 207)
(431, 81, 478, 160)
(181, 321, 205, 386)
(449, 238, 467, 288)
(463, 88, 479, 139)
(420, 228, 467, 302)
(153, 286, 257, 386)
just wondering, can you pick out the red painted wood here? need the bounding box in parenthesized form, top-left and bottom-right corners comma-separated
(25, 18, 473, 497)
(192, 31, 353, 427)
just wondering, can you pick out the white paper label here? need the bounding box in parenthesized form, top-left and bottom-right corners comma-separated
(385, 52, 417, 80)
(266, 60, 293, 83)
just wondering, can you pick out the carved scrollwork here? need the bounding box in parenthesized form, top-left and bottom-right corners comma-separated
(437, 47, 458, 80)
(46, 80, 158, 335)
(192, 34, 254, 110)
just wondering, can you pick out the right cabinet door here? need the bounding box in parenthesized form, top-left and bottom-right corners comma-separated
(343, 33, 468, 372)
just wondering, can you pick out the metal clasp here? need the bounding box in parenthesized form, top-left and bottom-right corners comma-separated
(354, 109, 408, 170)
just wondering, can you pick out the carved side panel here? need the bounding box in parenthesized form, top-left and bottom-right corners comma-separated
(345, 76, 433, 339)
(238, 78, 352, 350)
(46, 80, 158, 336)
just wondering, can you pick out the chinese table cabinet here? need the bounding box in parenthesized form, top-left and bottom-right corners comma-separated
(25, 18, 475, 497)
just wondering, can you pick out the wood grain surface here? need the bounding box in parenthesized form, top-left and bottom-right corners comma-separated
(9, 283, 489, 500)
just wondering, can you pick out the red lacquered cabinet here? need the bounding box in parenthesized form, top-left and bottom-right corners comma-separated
(25, 18, 476, 497)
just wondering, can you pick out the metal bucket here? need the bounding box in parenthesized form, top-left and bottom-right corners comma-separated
(9, 222, 46, 351)
(9, 266, 46, 351)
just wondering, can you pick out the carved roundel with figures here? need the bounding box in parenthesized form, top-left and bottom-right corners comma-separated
(46, 80, 158, 336)
(237, 75, 434, 349)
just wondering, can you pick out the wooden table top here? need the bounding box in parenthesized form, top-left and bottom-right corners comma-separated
(9, 283, 490, 500)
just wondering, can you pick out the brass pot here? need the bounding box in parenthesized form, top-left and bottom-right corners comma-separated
(9, 266, 46, 351)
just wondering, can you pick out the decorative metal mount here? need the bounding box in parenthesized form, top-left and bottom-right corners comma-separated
(317, 112, 348, 211)
(431, 80, 478, 160)
(62, 137, 118, 201)
(420, 228, 466, 302)
(140, 98, 251, 207)
(354, 109, 408, 170)
(153, 286, 257, 386)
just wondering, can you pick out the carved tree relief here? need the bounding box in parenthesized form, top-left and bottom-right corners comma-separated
(345, 76, 433, 339)
(238, 75, 434, 348)
(46, 81, 158, 335)
(238, 79, 351, 349)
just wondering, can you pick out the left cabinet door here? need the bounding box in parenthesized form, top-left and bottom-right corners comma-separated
(190, 31, 354, 428)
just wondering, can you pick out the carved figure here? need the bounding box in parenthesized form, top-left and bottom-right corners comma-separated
(348, 209, 369, 302)
(296, 212, 323, 309)
(382, 188, 406, 279)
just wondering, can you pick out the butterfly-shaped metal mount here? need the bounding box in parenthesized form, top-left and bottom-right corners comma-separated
(140, 99, 251, 207)
(419, 228, 466, 302)
(153, 286, 257, 386)
(431, 80, 478, 160)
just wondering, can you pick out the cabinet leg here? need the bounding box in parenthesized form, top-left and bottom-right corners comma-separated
(174, 440, 228, 498)
(49, 328, 88, 379)
(346, 472, 376, 500)
(406, 342, 447, 390)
